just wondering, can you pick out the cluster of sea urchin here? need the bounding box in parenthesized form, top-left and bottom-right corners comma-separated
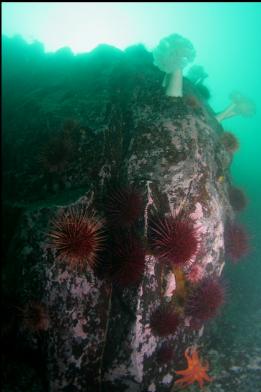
(48, 204, 105, 271)
(149, 214, 199, 267)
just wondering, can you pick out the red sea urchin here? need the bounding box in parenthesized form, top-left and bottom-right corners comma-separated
(39, 134, 74, 174)
(110, 234, 146, 286)
(48, 204, 105, 270)
(228, 186, 248, 212)
(105, 187, 143, 227)
(149, 215, 199, 267)
(150, 304, 180, 337)
(220, 132, 239, 153)
(225, 223, 249, 262)
(22, 301, 49, 332)
(186, 277, 225, 322)
(157, 343, 174, 364)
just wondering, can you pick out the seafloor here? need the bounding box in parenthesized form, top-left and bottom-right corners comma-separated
(2, 305, 261, 391)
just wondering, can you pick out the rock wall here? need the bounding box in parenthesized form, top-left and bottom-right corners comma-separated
(2, 41, 234, 392)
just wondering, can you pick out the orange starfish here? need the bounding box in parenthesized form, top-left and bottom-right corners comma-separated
(175, 346, 213, 389)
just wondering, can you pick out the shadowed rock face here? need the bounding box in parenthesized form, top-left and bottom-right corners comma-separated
(3, 41, 233, 391)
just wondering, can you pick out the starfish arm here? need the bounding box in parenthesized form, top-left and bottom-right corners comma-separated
(202, 373, 214, 382)
(176, 374, 194, 382)
(175, 376, 195, 387)
(184, 347, 191, 359)
(191, 349, 200, 363)
(198, 378, 205, 389)
(175, 369, 194, 376)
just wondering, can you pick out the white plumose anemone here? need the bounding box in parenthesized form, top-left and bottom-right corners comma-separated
(153, 34, 196, 97)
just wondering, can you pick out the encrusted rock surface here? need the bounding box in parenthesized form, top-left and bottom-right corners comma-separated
(3, 38, 235, 391)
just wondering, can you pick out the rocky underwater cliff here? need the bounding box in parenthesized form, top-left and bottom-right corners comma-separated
(2, 35, 252, 392)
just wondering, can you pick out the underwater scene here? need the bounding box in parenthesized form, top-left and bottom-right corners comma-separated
(2, 2, 261, 392)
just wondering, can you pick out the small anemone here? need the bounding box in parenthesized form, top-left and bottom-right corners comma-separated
(229, 92, 256, 116)
(216, 92, 256, 122)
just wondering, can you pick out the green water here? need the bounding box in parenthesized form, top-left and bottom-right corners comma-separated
(2, 2, 261, 391)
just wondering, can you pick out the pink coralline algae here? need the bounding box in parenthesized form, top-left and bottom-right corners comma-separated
(186, 264, 205, 284)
